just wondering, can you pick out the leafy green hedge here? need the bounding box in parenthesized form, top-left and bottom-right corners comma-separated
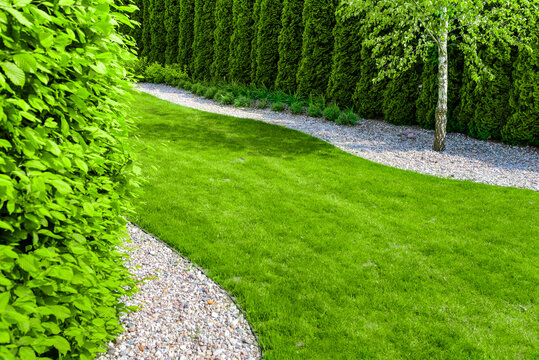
(0, 0, 138, 358)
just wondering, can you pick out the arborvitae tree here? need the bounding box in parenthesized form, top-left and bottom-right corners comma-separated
(502, 42, 538, 146)
(165, 0, 181, 64)
(178, 0, 195, 73)
(212, 0, 234, 80)
(149, 0, 167, 64)
(130, 0, 144, 54)
(416, 46, 464, 132)
(254, 0, 282, 87)
(141, 0, 152, 58)
(352, 45, 386, 119)
(457, 47, 513, 140)
(229, 0, 255, 83)
(275, 0, 304, 93)
(296, 0, 337, 96)
(250, 0, 262, 82)
(192, 0, 216, 79)
(382, 64, 421, 125)
(326, 4, 362, 106)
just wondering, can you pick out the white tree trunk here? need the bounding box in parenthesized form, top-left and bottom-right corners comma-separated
(434, 15, 449, 152)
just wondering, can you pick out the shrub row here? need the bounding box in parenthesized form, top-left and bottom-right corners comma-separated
(127, 0, 537, 146)
(0, 1, 138, 358)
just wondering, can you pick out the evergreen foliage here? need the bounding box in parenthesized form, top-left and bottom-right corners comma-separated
(192, 0, 216, 79)
(254, 0, 283, 87)
(502, 41, 539, 146)
(149, 0, 167, 64)
(178, 0, 195, 73)
(296, 0, 337, 96)
(141, 0, 153, 58)
(165, 0, 181, 64)
(382, 65, 421, 125)
(276, 0, 304, 93)
(353, 45, 386, 119)
(229, 0, 255, 83)
(250, 0, 262, 82)
(213, 0, 234, 80)
(131, 0, 145, 54)
(326, 5, 362, 106)
(0, 1, 137, 358)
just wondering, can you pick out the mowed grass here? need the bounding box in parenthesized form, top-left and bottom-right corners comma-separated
(129, 91, 538, 359)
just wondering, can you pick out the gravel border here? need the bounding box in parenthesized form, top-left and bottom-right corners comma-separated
(137, 82, 538, 191)
(97, 224, 262, 360)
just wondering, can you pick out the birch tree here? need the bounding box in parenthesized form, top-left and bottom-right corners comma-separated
(344, 0, 538, 151)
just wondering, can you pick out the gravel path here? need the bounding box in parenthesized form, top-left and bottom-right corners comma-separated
(98, 224, 261, 360)
(138, 83, 539, 191)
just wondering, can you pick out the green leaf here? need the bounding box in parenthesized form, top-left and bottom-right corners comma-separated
(36, 305, 71, 321)
(0, 292, 10, 312)
(18, 347, 36, 360)
(0, 220, 14, 232)
(48, 336, 70, 355)
(1, 62, 25, 87)
(48, 266, 73, 281)
(0, 330, 9, 344)
(39, 32, 54, 48)
(0, 139, 11, 149)
(13, 54, 37, 73)
(50, 180, 72, 195)
(3, 7, 32, 27)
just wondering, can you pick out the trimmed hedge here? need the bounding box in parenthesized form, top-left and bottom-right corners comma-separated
(229, 0, 255, 83)
(192, 0, 216, 79)
(149, 0, 167, 64)
(165, 0, 181, 64)
(254, 0, 282, 87)
(212, 0, 234, 80)
(0, 1, 137, 359)
(177, 0, 195, 73)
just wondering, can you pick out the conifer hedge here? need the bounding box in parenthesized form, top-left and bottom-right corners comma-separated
(0, 0, 137, 358)
(177, 0, 195, 73)
(192, 0, 216, 79)
(276, 0, 304, 93)
(250, 0, 262, 83)
(149, 0, 167, 64)
(165, 0, 181, 64)
(296, 0, 337, 96)
(141, 0, 153, 58)
(254, 0, 282, 87)
(229, 0, 255, 84)
(212, 0, 234, 80)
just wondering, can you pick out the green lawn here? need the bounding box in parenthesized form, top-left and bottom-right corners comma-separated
(129, 91, 538, 359)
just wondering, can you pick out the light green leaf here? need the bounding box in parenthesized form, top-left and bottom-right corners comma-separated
(1, 62, 25, 87)
(39, 32, 54, 48)
(50, 180, 72, 195)
(0, 220, 14, 232)
(13, 53, 37, 73)
(0, 292, 10, 312)
(47, 336, 70, 355)
(18, 347, 36, 360)
(4, 7, 32, 27)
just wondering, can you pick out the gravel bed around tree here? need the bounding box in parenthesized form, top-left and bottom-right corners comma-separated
(137, 83, 538, 191)
(97, 224, 262, 360)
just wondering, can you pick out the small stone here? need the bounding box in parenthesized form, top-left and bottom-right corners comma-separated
(137, 344, 145, 352)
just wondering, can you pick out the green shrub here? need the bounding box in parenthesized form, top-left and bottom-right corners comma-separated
(229, 0, 255, 84)
(144, 62, 166, 83)
(219, 92, 236, 105)
(0, 1, 138, 359)
(271, 101, 287, 112)
(307, 103, 323, 117)
(183, 81, 194, 91)
(178, 0, 196, 74)
(130, 56, 150, 79)
(194, 83, 208, 96)
(193, 0, 216, 79)
(256, 98, 270, 108)
(149, 0, 167, 64)
(323, 103, 341, 122)
(336, 109, 359, 125)
(212, 0, 234, 80)
(290, 101, 305, 114)
(234, 95, 252, 107)
(254, 0, 283, 87)
(214, 90, 227, 101)
(204, 87, 219, 99)
(164, 64, 190, 87)
(165, 0, 181, 64)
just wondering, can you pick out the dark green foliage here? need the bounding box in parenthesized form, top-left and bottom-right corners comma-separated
(296, 0, 337, 96)
(290, 101, 305, 114)
(141, 0, 153, 57)
(307, 102, 323, 117)
(256, 98, 270, 108)
(276, 0, 304, 92)
(323, 103, 341, 122)
(194, 83, 208, 96)
(326, 5, 362, 106)
(271, 101, 287, 111)
(145, 62, 167, 83)
(149, 0, 167, 64)
(234, 96, 252, 107)
(502, 41, 538, 146)
(0, 1, 137, 359)
(337, 109, 358, 125)
(220, 92, 236, 105)
(131, 0, 145, 54)
(254, 0, 283, 87)
(214, 90, 227, 101)
(229, 0, 255, 83)
(178, 0, 195, 73)
(164, 64, 190, 86)
(382, 64, 421, 125)
(205, 87, 219, 99)
(192, 0, 216, 79)
(353, 45, 386, 119)
(165, 0, 181, 64)
(213, 0, 234, 80)
(416, 47, 464, 131)
(250, 0, 262, 82)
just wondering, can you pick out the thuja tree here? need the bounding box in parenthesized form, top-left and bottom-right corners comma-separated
(352, 45, 386, 119)
(212, 0, 234, 80)
(345, 0, 538, 151)
(192, 0, 216, 79)
(296, 0, 337, 96)
(141, 0, 153, 57)
(254, 0, 282, 87)
(502, 38, 539, 146)
(229, 0, 255, 83)
(382, 63, 422, 125)
(130, 0, 145, 53)
(165, 0, 181, 64)
(149, 0, 167, 64)
(326, 3, 362, 106)
(275, 0, 304, 93)
(178, 0, 195, 73)
(0, 0, 138, 358)
(250, 0, 262, 82)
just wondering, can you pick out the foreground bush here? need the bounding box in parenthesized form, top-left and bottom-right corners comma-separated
(0, 0, 138, 358)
